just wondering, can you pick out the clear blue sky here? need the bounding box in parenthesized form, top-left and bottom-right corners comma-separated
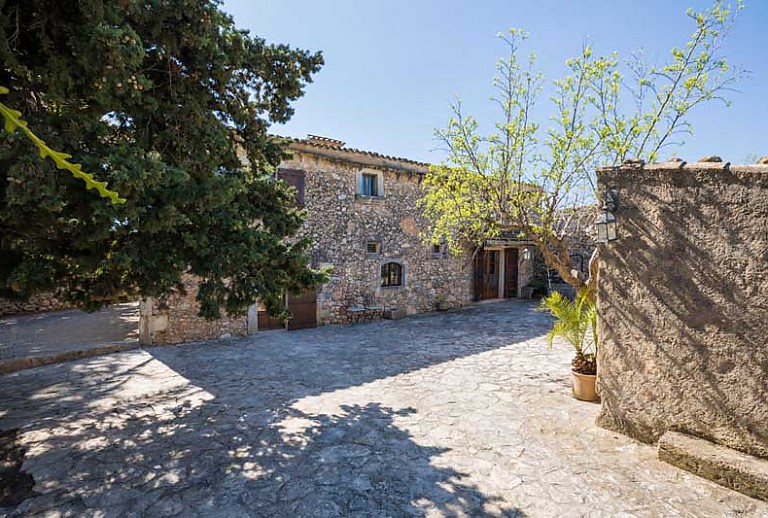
(221, 0, 767, 165)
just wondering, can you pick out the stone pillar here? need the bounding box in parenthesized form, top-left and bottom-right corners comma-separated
(138, 298, 153, 345)
(518, 245, 535, 297)
(247, 303, 259, 335)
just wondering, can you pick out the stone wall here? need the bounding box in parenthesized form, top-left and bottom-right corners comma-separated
(596, 160, 768, 460)
(142, 144, 474, 342)
(0, 293, 72, 316)
(140, 276, 249, 345)
(281, 148, 474, 325)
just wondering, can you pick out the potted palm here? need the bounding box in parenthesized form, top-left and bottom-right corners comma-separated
(539, 289, 598, 401)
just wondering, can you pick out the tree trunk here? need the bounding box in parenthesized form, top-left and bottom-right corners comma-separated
(536, 237, 585, 290)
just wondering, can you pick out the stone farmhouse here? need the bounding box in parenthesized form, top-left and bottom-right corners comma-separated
(141, 135, 537, 343)
(269, 135, 536, 326)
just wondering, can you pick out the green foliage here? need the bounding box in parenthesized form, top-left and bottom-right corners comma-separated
(0, 0, 326, 319)
(0, 86, 124, 204)
(420, 2, 744, 288)
(539, 289, 598, 373)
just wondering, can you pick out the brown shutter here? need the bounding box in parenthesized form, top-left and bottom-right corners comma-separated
(277, 168, 306, 207)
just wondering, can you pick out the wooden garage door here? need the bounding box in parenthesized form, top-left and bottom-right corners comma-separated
(257, 289, 317, 331)
(257, 306, 284, 331)
(287, 289, 317, 330)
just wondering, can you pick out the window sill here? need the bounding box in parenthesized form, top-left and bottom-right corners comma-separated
(380, 285, 404, 290)
(355, 194, 385, 203)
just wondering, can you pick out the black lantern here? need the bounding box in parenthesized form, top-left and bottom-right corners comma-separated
(596, 189, 619, 243)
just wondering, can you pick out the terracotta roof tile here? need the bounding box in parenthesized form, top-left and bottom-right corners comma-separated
(285, 135, 432, 168)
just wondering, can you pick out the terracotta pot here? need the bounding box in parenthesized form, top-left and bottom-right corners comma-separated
(571, 370, 599, 401)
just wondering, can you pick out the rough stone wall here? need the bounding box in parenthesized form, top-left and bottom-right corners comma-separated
(281, 151, 474, 324)
(596, 160, 768, 459)
(141, 276, 248, 345)
(0, 293, 72, 316)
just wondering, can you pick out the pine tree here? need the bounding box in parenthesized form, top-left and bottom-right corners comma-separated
(0, 0, 325, 319)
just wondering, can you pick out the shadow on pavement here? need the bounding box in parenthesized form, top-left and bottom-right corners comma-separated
(0, 301, 544, 516)
(0, 303, 140, 371)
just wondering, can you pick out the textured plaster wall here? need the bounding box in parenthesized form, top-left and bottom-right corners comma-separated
(281, 151, 474, 324)
(596, 161, 768, 459)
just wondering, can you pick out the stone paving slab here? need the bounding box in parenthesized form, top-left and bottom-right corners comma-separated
(0, 303, 139, 365)
(0, 301, 765, 517)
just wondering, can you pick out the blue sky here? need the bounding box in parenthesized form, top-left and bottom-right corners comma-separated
(221, 0, 767, 165)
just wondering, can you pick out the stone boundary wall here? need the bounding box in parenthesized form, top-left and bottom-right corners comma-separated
(596, 160, 768, 460)
(140, 276, 250, 345)
(0, 293, 72, 316)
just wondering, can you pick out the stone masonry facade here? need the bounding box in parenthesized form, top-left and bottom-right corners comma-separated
(135, 135, 550, 343)
(282, 138, 474, 325)
(139, 275, 248, 345)
(141, 137, 479, 343)
(0, 292, 72, 317)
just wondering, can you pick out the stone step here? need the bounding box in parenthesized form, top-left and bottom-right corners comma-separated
(0, 341, 140, 374)
(658, 431, 768, 501)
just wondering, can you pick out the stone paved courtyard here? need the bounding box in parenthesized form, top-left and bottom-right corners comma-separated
(0, 301, 765, 517)
(0, 303, 139, 362)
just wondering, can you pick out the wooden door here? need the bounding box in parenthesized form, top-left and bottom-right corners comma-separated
(257, 306, 285, 331)
(475, 249, 500, 300)
(504, 248, 519, 298)
(287, 289, 317, 330)
(257, 288, 317, 331)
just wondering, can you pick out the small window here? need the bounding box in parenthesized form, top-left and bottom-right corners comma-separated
(381, 262, 403, 287)
(362, 173, 378, 196)
(431, 241, 447, 258)
(366, 241, 381, 256)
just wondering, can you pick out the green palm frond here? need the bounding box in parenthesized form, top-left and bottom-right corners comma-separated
(539, 288, 597, 357)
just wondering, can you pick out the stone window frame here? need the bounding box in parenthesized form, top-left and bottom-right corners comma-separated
(366, 240, 382, 257)
(355, 169, 384, 200)
(380, 260, 405, 289)
(431, 240, 447, 259)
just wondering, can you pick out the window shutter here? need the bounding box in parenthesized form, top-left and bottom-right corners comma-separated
(355, 171, 363, 195)
(296, 172, 305, 206)
(277, 169, 305, 206)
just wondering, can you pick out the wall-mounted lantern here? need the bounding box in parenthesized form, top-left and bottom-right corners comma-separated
(596, 189, 619, 243)
(522, 247, 532, 261)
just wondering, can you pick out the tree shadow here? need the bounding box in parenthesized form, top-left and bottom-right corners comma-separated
(1, 302, 542, 515)
(596, 170, 768, 458)
(4, 391, 523, 516)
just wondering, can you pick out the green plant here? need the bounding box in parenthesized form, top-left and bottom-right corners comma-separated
(0, 1, 325, 318)
(539, 289, 598, 375)
(420, 2, 745, 292)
